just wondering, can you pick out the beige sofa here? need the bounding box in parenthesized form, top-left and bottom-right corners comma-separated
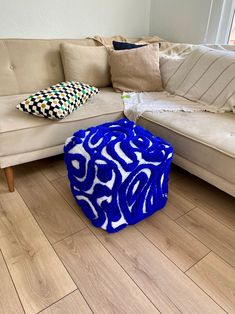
(0, 38, 234, 197)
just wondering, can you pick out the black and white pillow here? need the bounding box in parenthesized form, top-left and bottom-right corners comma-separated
(17, 81, 99, 120)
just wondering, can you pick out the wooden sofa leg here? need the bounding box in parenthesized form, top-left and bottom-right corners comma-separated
(4, 167, 14, 192)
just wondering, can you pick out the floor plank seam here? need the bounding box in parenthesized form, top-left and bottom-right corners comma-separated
(135, 224, 202, 274)
(209, 251, 235, 271)
(208, 250, 235, 270)
(0, 249, 26, 314)
(174, 215, 235, 270)
(28, 221, 94, 314)
(38, 224, 94, 314)
(196, 205, 235, 233)
(52, 226, 88, 246)
(172, 183, 235, 233)
(183, 251, 211, 273)
(166, 205, 197, 221)
(36, 288, 78, 314)
(174, 213, 216, 252)
(87, 225, 163, 314)
(184, 272, 229, 313)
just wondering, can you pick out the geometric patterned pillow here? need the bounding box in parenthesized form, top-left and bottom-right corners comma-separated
(16, 81, 99, 120)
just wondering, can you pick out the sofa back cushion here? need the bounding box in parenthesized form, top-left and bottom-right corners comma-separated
(0, 38, 99, 96)
(0, 37, 141, 96)
(61, 44, 111, 88)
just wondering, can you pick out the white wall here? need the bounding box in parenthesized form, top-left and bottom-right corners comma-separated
(0, 0, 151, 38)
(0, 0, 231, 44)
(149, 0, 213, 44)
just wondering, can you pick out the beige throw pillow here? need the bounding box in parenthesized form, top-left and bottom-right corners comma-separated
(61, 44, 111, 88)
(108, 44, 163, 92)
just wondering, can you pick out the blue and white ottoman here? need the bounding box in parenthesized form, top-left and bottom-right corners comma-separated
(64, 119, 173, 233)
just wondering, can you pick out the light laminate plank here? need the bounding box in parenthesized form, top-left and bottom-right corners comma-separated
(0, 182, 31, 239)
(162, 188, 196, 220)
(0, 188, 76, 314)
(0, 251, 24, 314)
(187, 252, 235, 313)
(92, 226, 224, 314)
(15, 165, 85, 244)
(40, 290, 92, 314)
(172, 175, 235, 231)
(0, 218, 8, 238)
(51, 176, 89, 224)
(53, 176, 209, 272)
(177, 208, 235, 267)
(36, 156, 67, 182)
(54, 228, 159, 314)
(136, 211, 209, 271)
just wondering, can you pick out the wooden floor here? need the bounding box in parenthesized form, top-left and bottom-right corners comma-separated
(0, 155, 234, 314)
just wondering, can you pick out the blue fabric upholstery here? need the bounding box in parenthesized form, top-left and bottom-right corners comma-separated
(64, 119, 173, 233)
(113, 41, 146, 50)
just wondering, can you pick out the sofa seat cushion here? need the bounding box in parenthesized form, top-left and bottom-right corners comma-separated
(0, 88, 124, 161)
(138, 111, 235, 184)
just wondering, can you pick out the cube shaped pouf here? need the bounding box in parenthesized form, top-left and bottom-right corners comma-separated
(64, 119, 173, 233)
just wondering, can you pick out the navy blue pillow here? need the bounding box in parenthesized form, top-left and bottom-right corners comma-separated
(113, 41, 147, 50)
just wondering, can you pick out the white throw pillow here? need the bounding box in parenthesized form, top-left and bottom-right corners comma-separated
(61, 44, 111, 88)
(160, 55, 186, 93)
(159, 43, 194, 92)
(173, 46, 235, 112)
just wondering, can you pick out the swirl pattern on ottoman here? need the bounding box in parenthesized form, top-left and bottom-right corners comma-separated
(64, 119, 173, 233)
